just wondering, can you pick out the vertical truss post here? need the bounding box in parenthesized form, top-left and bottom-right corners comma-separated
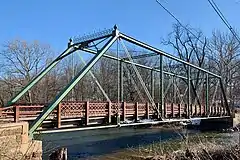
(173, 77, 176, 103)
(29, 34, 118, 135)
(151, 70, 154, 100)
(219, 78, 231, 115)
(6, 47, 75, 107)
(206, 73, 209, 116)
(160, 54, 164, 118)
(188, 65, 191, 118)
(120, 61, 124, 102)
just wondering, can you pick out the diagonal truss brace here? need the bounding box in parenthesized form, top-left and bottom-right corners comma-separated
(29, 33, 118, 135)
(77, 52, 110, 102)
(120, 39, 162, 119)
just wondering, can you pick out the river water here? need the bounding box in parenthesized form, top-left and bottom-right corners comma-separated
(36, 127, 201, 160)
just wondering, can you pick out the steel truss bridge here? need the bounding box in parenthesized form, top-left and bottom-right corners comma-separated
(0, 25, 232, 136)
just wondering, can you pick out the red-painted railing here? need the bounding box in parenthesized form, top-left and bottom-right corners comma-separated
(0, 101, 228, 129)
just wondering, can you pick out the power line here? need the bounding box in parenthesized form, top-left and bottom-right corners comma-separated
(155, 0, 213, 53)
(207, 0, 240, 43)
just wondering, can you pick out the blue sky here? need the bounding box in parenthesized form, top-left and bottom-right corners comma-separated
(0, 0, 239, 54)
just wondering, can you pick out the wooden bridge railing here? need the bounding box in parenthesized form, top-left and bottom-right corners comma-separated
(0, 101, 228, 128)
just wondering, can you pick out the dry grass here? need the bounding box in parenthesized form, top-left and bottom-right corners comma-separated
(92, 132, 240, 160)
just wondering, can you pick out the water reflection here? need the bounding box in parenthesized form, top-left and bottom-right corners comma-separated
(36, 127, 199, 159)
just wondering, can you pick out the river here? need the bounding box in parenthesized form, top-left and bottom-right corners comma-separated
(35, 126, 201, 159)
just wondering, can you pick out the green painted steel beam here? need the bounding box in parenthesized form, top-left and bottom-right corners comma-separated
(219, 78, 231, 116)
(120, 61, 124, 102)
(29, 34, 118, 135)
(151, 70, 154, 99)
(5, 46, 76, 107)
(206, 73, 209, 116)
(119, 33, 221, 78)
(81, 48, 189, 80)
(159, 54, 164, 118)
(188, 65, 191, 118)
(122, 52, 157, 60)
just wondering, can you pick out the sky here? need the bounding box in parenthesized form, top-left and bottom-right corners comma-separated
(0, 0, 239, 54)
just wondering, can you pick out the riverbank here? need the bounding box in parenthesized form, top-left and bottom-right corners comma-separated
(37, 116, 238, 159)
(91, 131, 240, 160)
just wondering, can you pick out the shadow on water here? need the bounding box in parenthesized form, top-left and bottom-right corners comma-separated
(35, 127, 199, 159)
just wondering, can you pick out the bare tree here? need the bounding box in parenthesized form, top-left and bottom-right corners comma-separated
(162, 23, 208, 105)
(209, 30, 240, 107)
(0, 39, 53, 104)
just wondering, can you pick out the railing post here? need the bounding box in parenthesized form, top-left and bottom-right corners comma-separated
(215, 105, 217, 115)
(220, 106, 222, 116)
(14, 106, 19, 122)
(199, 105, 202, 116)
(190, 104, 193, 116)
(85, 101, 89, 126)
(223, 107, 226, 116)
(185, 104, 188, 118)
(171, 103, 174, 118)
(146, 102, 149, 119)
(195, 105, 197, 116)
(206, 73, 209, 116)
(178, 104, 181, 118)
(164, 103, 166, 118)
(156, 103, 160, 118)
(57, 103, 61, 128)
(0, 107, 2, 117)
(123, 102, 126, 121)
(209, 106, 212, 116)
(135, 102, 138, 122)
(108, 101, 111, 124)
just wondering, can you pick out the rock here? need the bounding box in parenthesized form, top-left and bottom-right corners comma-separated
(49, 147, 67, 160)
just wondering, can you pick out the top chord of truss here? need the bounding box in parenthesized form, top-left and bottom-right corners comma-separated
(72, 27, 115, 45)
